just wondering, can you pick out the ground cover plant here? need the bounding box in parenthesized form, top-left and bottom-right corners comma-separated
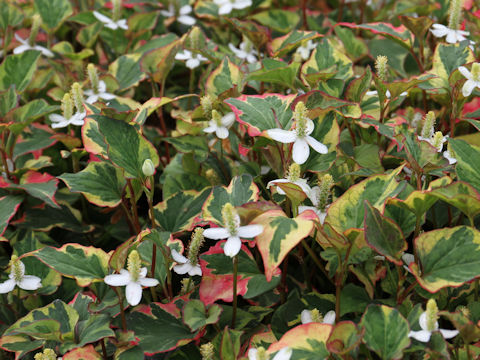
(1, 0, 480, 358)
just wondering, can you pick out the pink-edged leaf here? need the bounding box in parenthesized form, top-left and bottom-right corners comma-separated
(199, 242, 281, 305)
(0, 195, 23, 236)
(337, 22, 413, 49)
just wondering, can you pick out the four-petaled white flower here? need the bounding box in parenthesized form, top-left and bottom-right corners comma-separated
(13, 33, 53, 58)
(203, 111, 235, 139)
(160, 4, 196, 26)
(104, 251, 159, 306)
(203, 204, 263, 257)
(175, 49, 207, 69)
(299, 186, 329, 224)
(214, 0, 252, 15)
(295, 40, 316, 61)
(0, 256, 42, 294)
(267, 163, 311, 196)
(248, 347, 292, 360)
(93, 11, 128, 30)
(301, 309, 336, 325)
(409, 308, 459, 342)
(459, 64, 480, 97)
(84, 80, 116, 104)
(49, 112, 85, 129)
(430, 24, 469, 44)
(267, 118, 328, 165)
(228, 41, 258, 63)
(171, 249, 202, 276)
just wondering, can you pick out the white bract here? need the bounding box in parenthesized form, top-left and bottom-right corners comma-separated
(175, 49, 207, 69)
(430, 24, 469, 44)
(214, 0, 252, 15)
(160, 4, 196, 25)
(171, 249, 202, 276)
(443, 149, 457, 164)
(295, 40, 316, 61)
(248, 347, 292, 360)
(104, 251, 159, 306)
(300, 309, 336, 325)
(93, 11, 128, 30)
(49, 112, 85, 129)
(84, 80, 116, 104)
(458, 63, 480, 97)
(228, 41, 257, 63)
(365, 89, 408, 98)
(13, 33, 53, 58)
(409, 301, 459, 343)
(267, 103, 328, 165)
(203, 111, 235, 139)
(203, 203, 263, 257)
(267, 163, 311, 196)
(0, 256, 42, 294)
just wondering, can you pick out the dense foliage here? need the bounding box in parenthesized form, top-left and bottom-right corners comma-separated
(1, 0, 480, 359)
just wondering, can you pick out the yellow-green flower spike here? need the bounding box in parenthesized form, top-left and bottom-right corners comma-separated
(112, 0, 122, 22)
(188, 228, 204, 266)
(421, 111, 436, 139)
(127, 250, 142, 282)
(71, 82, 84, 114)
(426, 298, 439, 332)
(200, 342, 215, 360)
(310, 308, 324, 323)
(211, 110, 223, 127)
(471, 63, 480, 82)
(256, 347, 268, 360)
(294, 101, 308, 138)
(61, 93, 74, 120)
(286, 163, 301, 182)
(458, 305, 470, 317)
(87, 63, 99, 93)
(448, 0, 463, 30)
(375, 55, 388, 81)
(34, 348, 57, 360)
(142, 159, 155, 177)
(200, 95, 213, 119)
(10, 255, 23, 283)
(29, 14, 42, 47)
(317, 174, 334, 211)
(431, 131, 445, 152)
(221, 203, 239, 236)
(205, 168, 221, 185)
(180, 278, 194, 295)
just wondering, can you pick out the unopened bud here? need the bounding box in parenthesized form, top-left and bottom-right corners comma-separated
(61, 93, 74, 120)
(205, 168, 221, 185)
(448, 0, 463, 31)
(375, 55, 388, 81)
(180, 278, 194, 295)
(421, 111, 436, 139)
(142, 159, 155, 177)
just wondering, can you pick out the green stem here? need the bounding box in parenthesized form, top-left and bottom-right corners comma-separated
(188, 68, 195, 109)
(301, 239, 331, 283)
(126, 179, 141, 233)
(112, 286, 127, 331)
(231, 255, 239, 328)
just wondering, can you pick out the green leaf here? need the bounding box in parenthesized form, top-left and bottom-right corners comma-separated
(76, 314, 115, 347)
(0, 335, 44, 359)
(248, 59, 300, 89)
(249, 10, 299, 33)
(182, 300, 222, 332)
(34, 243, 109, 287)
(345, 67, 372, 103)
(431, 181, 480, 221)
(0, 0, 23, 30)
(339, 22, 413, 50)
(0, 195, 22, 236)
(127, 303, 198, 354)
(364, 201, 407, 265)
(141, 37, 182, 83)
(59, 161, 126, 207)
(449, 138, 480, 193)
(0, 86, 18, 117)
(109, 54, 145, 90)
(360, 305, 410, 360)
(0, 51, 40, 92)
(206, 57, 244, 98)
(34, 0, 73, 29)
(297, 90, 361, 119)
(219, 327, 243, 360)
(270, 30, 322, 58)
(411, 226, 480, 293)
(154, 189, 210, 233)
(225, 93, 295, 137)
(429, 42, 475, 88)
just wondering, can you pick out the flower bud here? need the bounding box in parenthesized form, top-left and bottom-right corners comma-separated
(221, 203, 239, 236)
(142, 159, 155, 177)
(200, 342, 215, 360)
(448, 0, 463, 31)
(188, 228, 204, 266)
(375, 55, 388, 82)
(180, 277, 195, 295)
(205, 168, 221, 185)
(29, 14, 42, 47)
(61, 93, 74, 120)
(286, 163, 301, 182)
(426, 298, 439, 332)
(421, 111, 436, 139)
(127, 250, 142, 282)
(87, 63, 100, 93)
(71, 82, 84, 114)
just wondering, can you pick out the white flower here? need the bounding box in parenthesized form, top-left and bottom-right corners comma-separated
(267, 177, 311, 196)
(458, 64, 480, 97)
(0, 256, 42, 294)
(171, 249, 202, 276)
(203, 112, 235, 139)
(228, 41, 258, 63)
(267, 118, 328, 165)
(295, 40, 316, 61)
(409, 310, 459, 343)
(300, 309, 336, 325)
(443, 150, 457, 164)
(430, 24, 469, 44)
(203, 204, 263, 257)
(248, 347, 292, 360)
(175, 49, 207, 69)
(84, 80, 116, 104)
(214, 0, 252, 15)
(298, 185, 330, 224)
(160, 4, 196, 26)
(49, 112, 85, 129)
(93, 11, 128, 30)
(104, 251, 159, 306)
(13, 33, 53, 57)
(365, 90, 408, 99)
